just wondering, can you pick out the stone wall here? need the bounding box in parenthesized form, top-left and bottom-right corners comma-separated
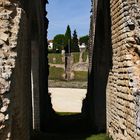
(107, 0, 140, 139)
(0, 0, 31, 140)
(0, 0, 54, 138)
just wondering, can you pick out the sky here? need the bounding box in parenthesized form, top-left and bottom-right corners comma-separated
(47, 0, 91, 40)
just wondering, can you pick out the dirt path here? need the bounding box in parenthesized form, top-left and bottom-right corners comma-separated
(49, 88, 87, 113)
(49, 63, 65, 69)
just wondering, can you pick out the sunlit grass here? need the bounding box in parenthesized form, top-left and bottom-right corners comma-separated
(74, 71, 88, 81)
(49, 66, 64, 80)
(86, 134, 110, 140)
(56, 112, 80, 116)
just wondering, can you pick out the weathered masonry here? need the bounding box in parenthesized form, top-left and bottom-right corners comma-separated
(107, 0, 140, 139)
(87, 0, 140, 139)
(0, 0, 140, 140)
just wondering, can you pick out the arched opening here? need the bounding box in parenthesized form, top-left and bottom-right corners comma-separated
(47, 0, 90, 115)
(32, 0, 113, 136)
(8, 0, 112, 139)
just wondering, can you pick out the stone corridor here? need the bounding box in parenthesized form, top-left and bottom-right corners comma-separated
(0, 0, 140, 140)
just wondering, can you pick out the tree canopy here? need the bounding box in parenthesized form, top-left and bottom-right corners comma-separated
(64, 25, 72, 53)
(71, 29, 80, 52)
(51, 26, 89, 53)
(79, 35, 89, 46)
(53, 34, 65, 52)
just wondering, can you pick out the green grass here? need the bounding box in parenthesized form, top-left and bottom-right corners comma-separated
(49, 66, 64, 80)
(49, 70, 88, 81)
(48, 53, 64, 64)
(74, 71, 88, 81)
(56, 112, 80, 116)
(82, 51, 88, 62)
(33, 132, 110, 140)
(49, 66, 88, 82)
(86, 134, 110, 140)
(73, 52, 80, 63)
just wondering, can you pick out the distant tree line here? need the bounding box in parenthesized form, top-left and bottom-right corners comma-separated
(51, 25, 89, 53)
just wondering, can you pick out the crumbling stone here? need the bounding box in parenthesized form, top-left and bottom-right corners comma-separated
(0, 0, 22, 139)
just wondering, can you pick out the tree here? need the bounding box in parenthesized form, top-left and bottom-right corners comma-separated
(71, 30, 80, 52)
(53, 34, 65, 52)
(79, 35, 89, 46)
(64, 25, 72, 53)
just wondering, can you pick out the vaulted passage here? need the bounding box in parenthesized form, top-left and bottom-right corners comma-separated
(32, 0, 112, 138)
(1, 0, 140, 140)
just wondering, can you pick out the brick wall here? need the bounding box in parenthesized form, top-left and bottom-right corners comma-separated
(107, 0, 140, 139)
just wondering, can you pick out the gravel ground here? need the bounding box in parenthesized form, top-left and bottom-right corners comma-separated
(49, 88, 87, 113)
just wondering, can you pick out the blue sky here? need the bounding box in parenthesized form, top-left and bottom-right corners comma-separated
(47, 0, 91, 40)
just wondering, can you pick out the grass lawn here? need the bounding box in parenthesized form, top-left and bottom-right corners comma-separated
(33, 132, 110, 140)
(56, 112, 80, 116)
(49, 66, 64, 80)
(49, 66, 88, 82)
(74, 71, 88, 81)
(86, 134, 110, 140)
